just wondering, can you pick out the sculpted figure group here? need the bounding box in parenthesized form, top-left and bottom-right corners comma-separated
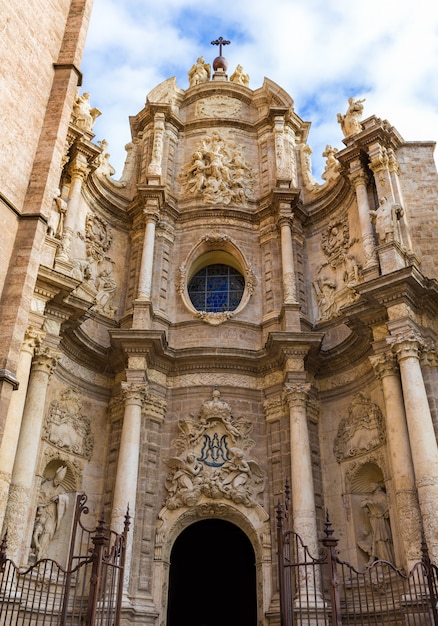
(179, 133, 254, 205)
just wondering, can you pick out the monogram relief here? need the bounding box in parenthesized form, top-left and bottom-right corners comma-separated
(164, 390, 264, 509)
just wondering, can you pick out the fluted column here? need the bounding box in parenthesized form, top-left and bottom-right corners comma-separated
(388, 330, 438, 559)
(137, 205, 159, 301)
(0, 328, 44, 532)
(279, 214, 298, 304)
(2, 346, 59, 562)
(57, 154, 89, 260)
(369, 351, 422, 567)
(349, 160, 377, 267)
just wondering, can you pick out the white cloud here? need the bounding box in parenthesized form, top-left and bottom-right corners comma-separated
(82, 0, 438, 179)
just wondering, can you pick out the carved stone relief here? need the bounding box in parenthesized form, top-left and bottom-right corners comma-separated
(196, 96, 242, 118)
(334, 393, 385, 462)
(313, 219, 363, 321)
(164, 390, 264, 509)
(43, 389, 94, 459)
(178, 132, 255, 205)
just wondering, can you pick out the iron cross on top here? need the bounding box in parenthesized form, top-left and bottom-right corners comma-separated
(211, 36, 231, 56)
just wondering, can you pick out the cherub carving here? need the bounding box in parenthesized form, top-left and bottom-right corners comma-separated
(188, 57, 211, 86)
(337, 97, 365, 137)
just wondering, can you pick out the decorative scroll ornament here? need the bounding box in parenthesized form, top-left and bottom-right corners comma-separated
(178, 132, 255, 205)
(43, 389, 94, 459)
(164, 390, 264, 509)
(333, 393, 385, 462)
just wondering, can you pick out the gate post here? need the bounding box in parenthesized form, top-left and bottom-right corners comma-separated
(86, 513, 108, 626)
(277, 501, 294, 626)
(321, 511, 342, 626)
(421, 533, 438, 626)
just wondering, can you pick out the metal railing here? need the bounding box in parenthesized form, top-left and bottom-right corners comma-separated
(0, 494, 130, 626)
(277, 500, 438, 626)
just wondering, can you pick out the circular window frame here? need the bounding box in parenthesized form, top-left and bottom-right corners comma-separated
(178, 236, 256, 325)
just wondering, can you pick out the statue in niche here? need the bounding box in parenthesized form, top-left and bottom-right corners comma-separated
(359, 483, 394, 562)
(188, 57, 211, 87)
(370, 196, 404, 245)
(337, 97, 366, 137)
(31, 466, 69, 560)
(230, 64, 250, 86)
(321, 145, 341, 183)
(334, 393, 385, 462)
(72, 91, 101, 132)
(178, 132, 254, 205)
(164, 390, 264, 509)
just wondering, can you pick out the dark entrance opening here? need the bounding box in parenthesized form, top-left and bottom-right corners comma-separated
(167, 518, 257, 626)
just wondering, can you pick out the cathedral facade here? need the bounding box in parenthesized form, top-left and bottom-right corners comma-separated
(1, 2, 438, 625)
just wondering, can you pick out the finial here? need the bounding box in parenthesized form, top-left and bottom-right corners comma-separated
(211, 36, 231, 72)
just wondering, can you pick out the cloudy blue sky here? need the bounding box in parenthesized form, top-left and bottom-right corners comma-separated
(81, 0, 438, 180)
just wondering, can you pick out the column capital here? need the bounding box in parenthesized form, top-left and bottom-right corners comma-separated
(348, 168, 369, 189)
(283, 383, 312, 407)
(68, 153, 90, 180)
(22, 326, 46, 355)
(32, 346, 60, 376)
(369, 351, 399, 379)
(387, 330, 426, 361)
(278, 213, 294, 229)
(143, 205, 160, 223)
(121, 381, 148, 406)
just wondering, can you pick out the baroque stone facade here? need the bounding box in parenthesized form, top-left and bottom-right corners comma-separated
(1, 4, 438, 625)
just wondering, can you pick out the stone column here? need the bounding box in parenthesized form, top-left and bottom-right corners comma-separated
(349, 160, 377, 268)
(57, 154, 89, 261)
(279, 215, 298, 304)
(137, 204, 159, 300)
(2, 346, 59, 562)
(0, 328, 44, 532)
(111, 382, 146, 532)
(388, 330, 438, 559)
(369, 351, 422, 567)
(284, 383, 322, 605)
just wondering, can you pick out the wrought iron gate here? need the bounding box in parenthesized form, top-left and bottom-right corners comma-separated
(0, 494, 130, 626)
(277, 501, 438, 626)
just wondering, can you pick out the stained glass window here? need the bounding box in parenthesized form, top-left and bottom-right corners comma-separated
(188, 264, 245, 312)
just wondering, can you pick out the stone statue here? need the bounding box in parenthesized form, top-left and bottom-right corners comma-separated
(188, 57, 211, 87)
(48, 189, 67, 238)
(95, 139, 115, 178)
(360, 483, 394, 562)
(230, 64, 250, 86)
(321, 145, 341, 182)
(73, 91, 101, 132)
(313, 276, 338, 321)
(31, 466, 69, 560)
(369, 196, 404, 244)
(93, 268, 117, 317)
(337, 97, 365, 137)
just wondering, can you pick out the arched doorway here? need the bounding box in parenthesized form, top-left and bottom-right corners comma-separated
(166, 518, 257, 626)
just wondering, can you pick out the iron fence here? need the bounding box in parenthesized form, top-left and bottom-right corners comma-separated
(0, 494, 129, 626)
(277, 501, 438, 626)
